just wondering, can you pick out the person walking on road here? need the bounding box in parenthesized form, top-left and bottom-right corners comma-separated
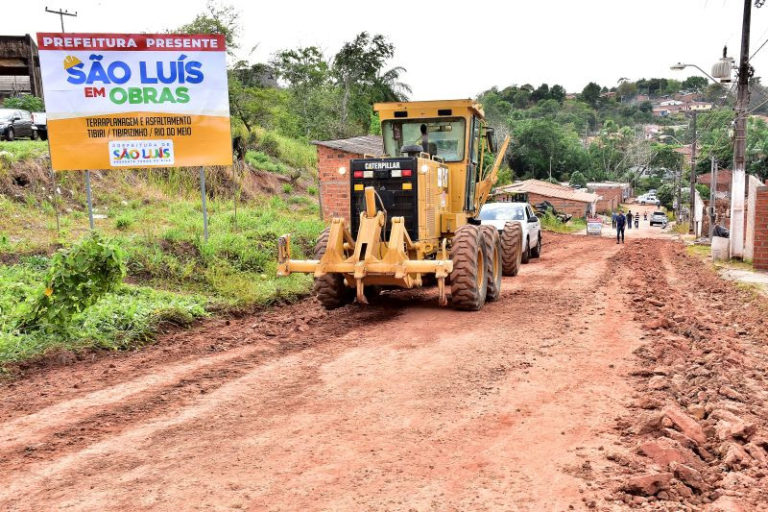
(611, 211, 617, 228)
(616, 211, 626, 244)
(626, 210, 633, 230)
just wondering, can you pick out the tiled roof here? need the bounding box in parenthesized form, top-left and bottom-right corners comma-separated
(495, 179, 599, 203)
(312, 135, 383, 156)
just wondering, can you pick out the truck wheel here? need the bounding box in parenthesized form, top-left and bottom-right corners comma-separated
(31, 130, 39, 141)
(521, 236, 530, 264)
(6, 128, 14, 142)
(313, 227, 353, 309)
(530, 234, 542, 258)
(500, 222, 522, 276)
(479, 225, 502, 302)
(450, 224, 487, 310)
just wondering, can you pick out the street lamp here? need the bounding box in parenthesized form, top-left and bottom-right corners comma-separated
(669, 62, 721, 84)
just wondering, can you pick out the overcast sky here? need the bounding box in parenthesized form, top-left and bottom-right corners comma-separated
(5, 0, 768, 99)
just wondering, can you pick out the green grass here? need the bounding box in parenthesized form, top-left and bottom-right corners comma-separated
(245, 150, 289, 175)
(539, 212, 588, 234)
(0, 141, 49, 166)
(249, 126, 316, 171)
(0, 261, 209, 365)
(0, 195, 323, 367)
(685, 244, 754, 271)
(686, 244, 710, 259)
(0, 128, 325, 368)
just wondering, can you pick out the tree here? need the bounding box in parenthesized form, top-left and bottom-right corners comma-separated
(3, 94, 43, 112)
(513, 89, 531, 108)
(656, 183, 675, 209)
(617, 81, 638, 101)
(332, 32, 395, 130)
(531, 83, 550, 102)
(649, 143, 684, 170)
(703, 83, 728, 102)
(682, 76, 708, 92)
(580, 82, 601, 108)
(175, 1, 240, 55)
(747, 116, 768, 180)
(550, 84, 566, 103)
(508, 119, 589, 181)
(569, 171, 588, 187)
(271, 46, 333, 138)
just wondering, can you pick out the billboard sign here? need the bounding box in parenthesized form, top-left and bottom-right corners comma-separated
(37, 33, 232, 171)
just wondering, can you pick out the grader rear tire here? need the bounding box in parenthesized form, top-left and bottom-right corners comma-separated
(501, 222, 522, 276)
(450, 225, 487, 311)
(313, 227, 353, 309)
(479, 225, 502, 302)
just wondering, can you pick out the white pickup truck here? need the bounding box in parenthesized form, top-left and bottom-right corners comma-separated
(31, 112, 47, 140)
(479, 202, 542, 263)
(637, 193, 660, 206)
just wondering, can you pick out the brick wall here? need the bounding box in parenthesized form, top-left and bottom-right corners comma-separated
(317, 145, 358, 222)
(753, 186, 768, 270)
(593, 187, 623, 214)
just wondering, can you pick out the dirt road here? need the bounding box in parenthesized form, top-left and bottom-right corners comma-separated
(2, 233, 768, 511)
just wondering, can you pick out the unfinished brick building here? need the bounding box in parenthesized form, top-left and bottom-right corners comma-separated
(313, 135, 383, 222)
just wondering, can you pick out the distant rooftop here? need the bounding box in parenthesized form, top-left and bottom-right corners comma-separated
(312, 135, 383, 156)
(495, 179, 599, 204)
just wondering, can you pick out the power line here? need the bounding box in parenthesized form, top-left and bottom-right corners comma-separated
(44, 7, 77, 32)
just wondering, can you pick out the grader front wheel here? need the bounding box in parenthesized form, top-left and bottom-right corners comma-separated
(450, 225, 488, 311)
(501, 222, 523, 276)
(313, 227, 353, 309)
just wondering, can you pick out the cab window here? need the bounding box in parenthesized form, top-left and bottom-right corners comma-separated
(382, 118, 466, 162)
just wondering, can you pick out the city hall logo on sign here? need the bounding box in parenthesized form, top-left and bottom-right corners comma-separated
(109, 140, 174, 166)
(37, 33, 231, 171)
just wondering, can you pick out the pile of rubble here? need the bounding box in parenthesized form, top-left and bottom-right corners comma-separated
(607, 241, 768, 509)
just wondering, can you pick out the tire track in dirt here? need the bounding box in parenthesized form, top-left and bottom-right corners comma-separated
(0, 305, 401, 470)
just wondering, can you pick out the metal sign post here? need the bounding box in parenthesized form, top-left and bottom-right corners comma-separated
(200, 167, 209, 242)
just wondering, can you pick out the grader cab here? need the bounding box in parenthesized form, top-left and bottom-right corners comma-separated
(277, 99, 523, 310)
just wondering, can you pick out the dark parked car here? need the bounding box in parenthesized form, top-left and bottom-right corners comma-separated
(0, 108, 37, 141)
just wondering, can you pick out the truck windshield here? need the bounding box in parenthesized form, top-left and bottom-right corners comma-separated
(479, 203, 525, 221)
(382, 118, 466, 162)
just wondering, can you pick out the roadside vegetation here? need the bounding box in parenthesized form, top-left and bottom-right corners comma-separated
(0, 137, 323, 368)
(539, 211, 587, 234)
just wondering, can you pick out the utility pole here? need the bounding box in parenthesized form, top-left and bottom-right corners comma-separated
(710, 156, 718, 237)
(45, 7, 77, 32)
(730, 0, 753, 259)
(44, 7, 94, 230)
(689, 111, 697, 234)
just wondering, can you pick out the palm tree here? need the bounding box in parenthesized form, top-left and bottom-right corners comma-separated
(371, 66, 411, 102)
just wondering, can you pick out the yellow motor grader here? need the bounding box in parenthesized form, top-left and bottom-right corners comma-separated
(277, 99, 522, 310)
